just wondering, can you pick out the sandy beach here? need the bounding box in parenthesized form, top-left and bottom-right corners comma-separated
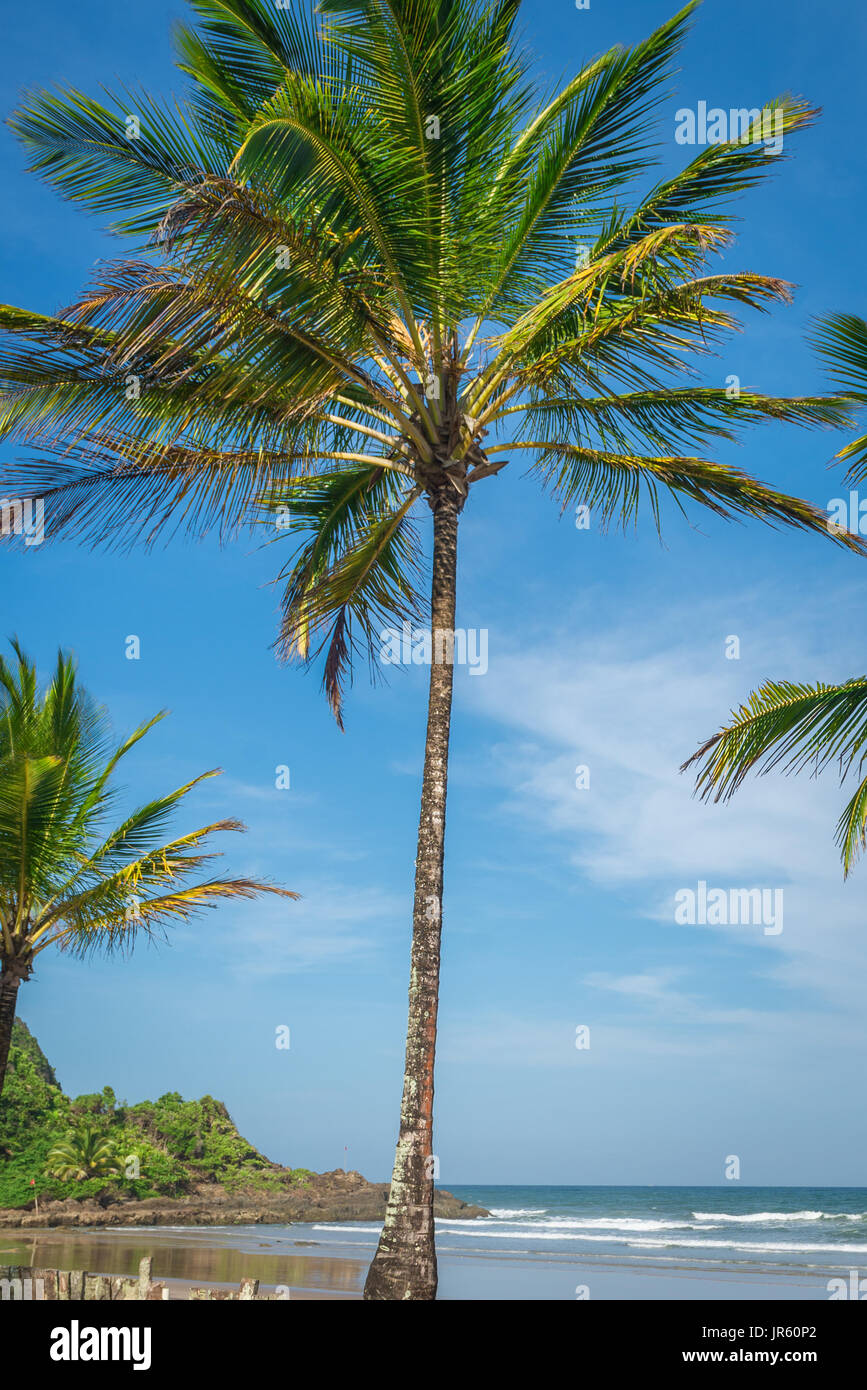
(0, 1226, 366, 1300)
(0, 1221, 848, 1301)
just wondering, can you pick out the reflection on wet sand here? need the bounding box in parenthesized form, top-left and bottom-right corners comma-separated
(0, 1228, 365, 1299)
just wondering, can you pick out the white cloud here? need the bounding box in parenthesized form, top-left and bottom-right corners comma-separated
(462, 592, 867, 1018)
(218, 883, 408, 975)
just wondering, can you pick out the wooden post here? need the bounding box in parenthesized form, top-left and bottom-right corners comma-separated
(136, 1256, 153, 1298)
(4, 1260, 259, 1300)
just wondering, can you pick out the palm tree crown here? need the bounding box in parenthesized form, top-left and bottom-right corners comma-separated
(0, 1, 860, 726)
(46, 1124, 120, 1182)
(0, 640, 296, 1092)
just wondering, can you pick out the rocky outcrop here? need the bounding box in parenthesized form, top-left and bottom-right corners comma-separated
(0, 1169, 489, 1228)
(2, 1023, 490, 1228)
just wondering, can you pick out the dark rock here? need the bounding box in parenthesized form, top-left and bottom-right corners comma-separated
(0, 1172, 489, 1228)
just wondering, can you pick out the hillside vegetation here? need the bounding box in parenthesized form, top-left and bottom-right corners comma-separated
(0, 1021, 312, 1209)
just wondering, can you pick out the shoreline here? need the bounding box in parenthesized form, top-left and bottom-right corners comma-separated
(0, 1226, 367, 1301)
(0, 1181, 488, 1231)
(0, 1223, 846, 1301)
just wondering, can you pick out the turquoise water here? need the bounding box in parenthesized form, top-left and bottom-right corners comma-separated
(304, 1185, 867, 1287)
(127, 1187, 867, 1298)
(442, 1186, 867, 1266)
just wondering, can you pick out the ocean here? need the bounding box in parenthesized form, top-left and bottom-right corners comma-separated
(16, 1186, 866, 1300)
(444, 1185, 867, 1263)
(309, 1185, 867, 1298)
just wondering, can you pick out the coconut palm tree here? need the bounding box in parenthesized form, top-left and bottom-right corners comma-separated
(0, 0, 861, 1298)
(683, 314, 867, 876)
(0, 640, 297, 1096)
(45, 1124, 120, 1182)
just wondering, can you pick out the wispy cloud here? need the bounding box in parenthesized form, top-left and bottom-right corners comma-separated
(462, 592, 867, 1019)
(218, 883, 408, 976)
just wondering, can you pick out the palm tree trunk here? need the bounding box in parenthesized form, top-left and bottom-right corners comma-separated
(363, 483, 461, 1301)
(0, 965, 22, 1098)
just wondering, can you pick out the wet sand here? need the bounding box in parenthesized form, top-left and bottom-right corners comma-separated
(0, 1227, 365, 1300)
(437, 1250, 835, 1300)
(1, 1225, 839, 1300)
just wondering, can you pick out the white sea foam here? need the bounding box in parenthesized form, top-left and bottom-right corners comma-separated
(628, 1237, 867, 1254)
(692, 1210, 859, 1224)
(312, 1223, 382, 1233)
(475, 1217, 719, 1232)
(529, 1217, 700, 1231)
(309, 1217, 867, 1256)
(350, 1226, 867, 1253)
(501, 1215, 723, 1230)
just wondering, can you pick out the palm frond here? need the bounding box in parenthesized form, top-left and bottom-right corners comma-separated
(262, 464, 425, 725)
(810, 313, 867, 483)
(46, 875, 298, 958)
(503, 441, 866, 551)
(683, 677, 867, 874)
(0, 641, 297, 962)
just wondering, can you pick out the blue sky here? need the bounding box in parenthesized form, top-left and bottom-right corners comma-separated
(2, 0, 867, 1186)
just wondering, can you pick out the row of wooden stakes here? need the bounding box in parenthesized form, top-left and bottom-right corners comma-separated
(0, 1256, 277, 1300)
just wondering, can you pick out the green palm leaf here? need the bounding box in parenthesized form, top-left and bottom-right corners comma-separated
(46, 1124, 120, 1181)
(685, 312, 867, 875)
(810, 312, 867, 482)
(683, 678, 867, 876)
(0, 642, 296, 1092)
